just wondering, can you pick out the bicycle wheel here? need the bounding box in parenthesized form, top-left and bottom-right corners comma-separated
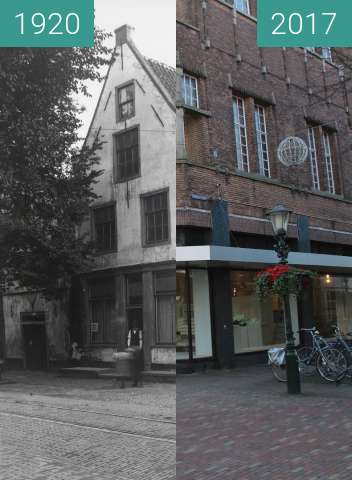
(316, 348, 347, 382)
(271, 363, 287, 382)
(296, 347, 316, 376)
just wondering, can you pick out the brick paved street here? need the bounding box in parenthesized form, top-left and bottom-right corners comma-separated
(0, 371, 175, 480)
(177, 366, 352, 480)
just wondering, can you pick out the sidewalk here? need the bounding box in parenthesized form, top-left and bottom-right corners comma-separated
(177, 365, 352, 480)
(0, 370, 175, 480)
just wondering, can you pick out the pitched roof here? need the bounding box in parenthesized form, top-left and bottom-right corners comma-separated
(145, 58, 176, 101)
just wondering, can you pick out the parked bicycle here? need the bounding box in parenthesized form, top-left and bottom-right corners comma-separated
(330, 325, 352, 378)
(268, 327, 347, 383)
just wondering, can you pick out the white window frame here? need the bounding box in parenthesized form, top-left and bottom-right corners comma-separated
(233, 97, 249, 172)
(322, 131, 335, 194)
(182, 74, 199, 109)
(321, 48, 332, 62)
(307, 127, 320, 190)
(235, 0, 250, 15)
(254, 105, 270, 178)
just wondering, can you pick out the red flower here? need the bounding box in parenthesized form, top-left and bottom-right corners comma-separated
(265, 265, 289, 282)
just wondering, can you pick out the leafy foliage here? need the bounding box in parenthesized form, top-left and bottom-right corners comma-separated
(256, 265, 316, 298)
(0, 31, 114, 297)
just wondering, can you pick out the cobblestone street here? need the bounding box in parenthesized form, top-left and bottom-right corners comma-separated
(0, 371, 175, 480)
(177, 366, 352, 480)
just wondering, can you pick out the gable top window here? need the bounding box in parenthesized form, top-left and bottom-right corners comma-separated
(115, 127, 140, 182)
(182, 74, 199, 108)
(235, 0, 250, 15)
(117, 82, 135, 121)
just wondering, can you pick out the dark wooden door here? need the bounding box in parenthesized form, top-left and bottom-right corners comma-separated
(22, 319, 47, 370)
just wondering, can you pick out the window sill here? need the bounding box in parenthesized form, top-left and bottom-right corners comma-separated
(178, 103, 212, 117)
(93, 250, 117, 256)
(176, 19, 200, 32)
(143, 240, 171, 248)
(114, 174, 141, 184)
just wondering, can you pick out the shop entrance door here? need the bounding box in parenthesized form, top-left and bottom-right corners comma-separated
(22, 313, 47, 370)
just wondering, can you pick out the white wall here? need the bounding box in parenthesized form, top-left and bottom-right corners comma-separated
(82, 40, 176, 270)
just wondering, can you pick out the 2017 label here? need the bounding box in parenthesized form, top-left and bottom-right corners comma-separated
(258, 0, 351, 48)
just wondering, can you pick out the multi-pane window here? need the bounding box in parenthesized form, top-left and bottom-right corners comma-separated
(233, 97, 249, 172)
(142, 190, 169, 246)
(115, 127, 140, 182)
(89, 279, 115, 345)
(308, 127, 320, 190)
(322, 131, 335, 194)
(117, 82, 135, 121)
(182, 74, 199, 108)
(235, 0, 250, 15)
(254, 105, 270, 178)
(94, 205, 116, 252)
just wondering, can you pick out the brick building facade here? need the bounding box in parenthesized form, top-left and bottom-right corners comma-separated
(176, 0, 352, 368)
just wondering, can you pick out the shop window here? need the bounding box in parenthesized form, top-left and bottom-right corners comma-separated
(307, 126, 320, 190)
(231, 271, 299, 353)
(254, 104, 270, 178)
(114, 127, 140, 182)
(93, 204, 116, 252)
(313, 275, 352, 337)
(233, 97, 249, 172)
(142, 189, 170, 246)
(176, 269, 213, 360)
(126, 274, 143, 332)
(182, 74, 199, 108)
(89, 278, 116, 344)
(235, 0, 250, 15)
(322, 130, 335, 194)
(116, 82, 135, 121)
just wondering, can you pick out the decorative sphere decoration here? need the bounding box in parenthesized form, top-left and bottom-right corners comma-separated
(277, 136, 308, 167)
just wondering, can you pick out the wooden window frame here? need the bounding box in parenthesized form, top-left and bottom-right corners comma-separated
(116, 81, 135, 122)
(141, 188, 170, 247)
(113, 126, 141, 183)
(92, 203, 117, 253)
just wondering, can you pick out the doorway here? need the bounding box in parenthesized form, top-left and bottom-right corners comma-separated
(21, 313, 47, 370)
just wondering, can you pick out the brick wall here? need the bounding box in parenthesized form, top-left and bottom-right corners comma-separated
(177, 0, 352, 246)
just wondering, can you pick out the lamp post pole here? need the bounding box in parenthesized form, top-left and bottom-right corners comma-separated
(268, 205, 301, 395)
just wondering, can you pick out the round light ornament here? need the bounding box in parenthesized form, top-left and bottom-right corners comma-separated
(277, 136, 308, 167)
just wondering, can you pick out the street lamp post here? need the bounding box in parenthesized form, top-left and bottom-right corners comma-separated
(267, 204, 301, 395)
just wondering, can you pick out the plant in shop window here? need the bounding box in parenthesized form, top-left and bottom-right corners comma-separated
(255, 265, 316, 298)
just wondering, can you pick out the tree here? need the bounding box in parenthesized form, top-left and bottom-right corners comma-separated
(0, 30, 113, 297)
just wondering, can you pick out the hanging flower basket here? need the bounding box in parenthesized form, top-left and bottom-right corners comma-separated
(256, 265, 316, 297)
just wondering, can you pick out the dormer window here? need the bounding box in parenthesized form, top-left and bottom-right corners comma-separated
(182, 74, 199, 108)
(235, 0, 250, 15)
(116, 82, 135, 121)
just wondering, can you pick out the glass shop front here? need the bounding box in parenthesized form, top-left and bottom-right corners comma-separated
(176, 268, 352, 363)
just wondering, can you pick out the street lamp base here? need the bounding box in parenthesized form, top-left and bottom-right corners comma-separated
(286, 352, 301, 394)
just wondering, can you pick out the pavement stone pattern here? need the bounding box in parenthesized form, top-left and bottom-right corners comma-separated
(177, 366, 352, 480)
(0, 371, 175, 480)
